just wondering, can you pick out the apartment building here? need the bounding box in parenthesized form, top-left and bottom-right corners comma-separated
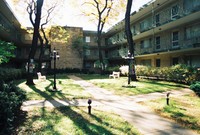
(105, 0, 200, 68)
(0, 0, 84, 70)
(83, 30, 107, 70)
(1, 0, 200, 71)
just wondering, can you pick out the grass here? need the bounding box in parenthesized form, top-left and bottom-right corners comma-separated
(16, 106, 141, 135)
(139, 93, 200, 134)
(77, 74, 188, 96)
(16, 74, 91, 100)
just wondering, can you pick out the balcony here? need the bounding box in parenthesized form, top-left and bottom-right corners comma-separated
(182, 37, 200, 49)
(133, 11, 200, 41)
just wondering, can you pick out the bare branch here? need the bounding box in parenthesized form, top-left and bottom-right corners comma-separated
(27, 0, 35, 26)
(82, 1, 97, 9)
(100, 0, 113, 31)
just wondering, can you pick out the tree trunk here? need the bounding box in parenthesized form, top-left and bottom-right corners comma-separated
(26, 0, 44, 85)
(97, 31, 105, 74)
(125, 0, 137, 81)
(38, 34, 44, 72)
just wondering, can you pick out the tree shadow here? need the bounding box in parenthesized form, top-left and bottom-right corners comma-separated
(143, 80, 188, 88)
(58, 107, 113, 135)
(18, 84, 112, 134)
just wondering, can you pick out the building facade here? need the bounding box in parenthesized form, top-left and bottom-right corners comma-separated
(105, 0, 200, 68)
(1, 0, 200, 71)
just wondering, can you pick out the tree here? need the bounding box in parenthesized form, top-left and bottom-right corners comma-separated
(72, 36, 89, 57)
(26, 0, 44, 85)
(12, 0, 63, 85)
(125, 0, 137, 83)
(27, 0, 57, 72)
(0, 40, 16, 64)
(80, 0, 125, 74)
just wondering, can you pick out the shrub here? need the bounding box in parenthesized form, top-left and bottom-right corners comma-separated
(190, 81, 200, 96)
(106, 66, 120, 73)
(119, 65, 129, 76)
(135, 64, 199, 84)
(0, 67, 25, 82)
(0, 81, 26, 134)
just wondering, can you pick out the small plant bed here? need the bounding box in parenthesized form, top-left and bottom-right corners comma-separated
(139, 93, 200, 134)
(16, 74, 91, 100)
(15, 106, 141, 135)
(78, 74, 188, 96)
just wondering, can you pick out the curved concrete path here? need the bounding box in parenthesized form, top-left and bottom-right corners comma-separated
(22, 75, 199, 135)
(68, 75, 198, 135)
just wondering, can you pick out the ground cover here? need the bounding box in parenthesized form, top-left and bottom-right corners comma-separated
(16, 74, 91, 100)
(15, 106, 141, 135)
(78, 74, 188, 95)
(139, 93, 200, 134)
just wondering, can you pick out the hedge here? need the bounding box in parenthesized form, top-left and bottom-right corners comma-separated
(119, 64, 200, 84)
(0, 81, 26, 134)
(0, 67, 26, 82)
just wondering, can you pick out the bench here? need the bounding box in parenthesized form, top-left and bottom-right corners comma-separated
(109, 71, 120, 79)
(37, 72, 46, 81)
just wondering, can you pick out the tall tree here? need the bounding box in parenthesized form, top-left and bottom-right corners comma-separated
(80, 0, 125, 74)
(26, 0, 44, 85)
(27, 0, 57, 72)
(125, 0, 137, 83)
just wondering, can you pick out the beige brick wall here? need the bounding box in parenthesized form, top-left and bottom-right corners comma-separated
(51, 27, 83, 69)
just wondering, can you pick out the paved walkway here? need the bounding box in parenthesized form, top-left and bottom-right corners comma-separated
(22, 75, 198, 135)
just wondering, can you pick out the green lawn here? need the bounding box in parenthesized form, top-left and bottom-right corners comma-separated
(78, 74, 188, 95)
(16, 74, 91, 100)
(140, 93, 200, 134)
(16, 106, 141, 135)
(15, 73, 196, 134)
(17, 74, 188, 100)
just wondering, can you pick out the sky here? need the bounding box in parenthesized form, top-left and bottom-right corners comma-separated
(6, 0, 152, 31)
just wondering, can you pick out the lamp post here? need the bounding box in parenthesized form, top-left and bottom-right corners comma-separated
(50, 48, 60, 91)
(125, 52, 134, 85)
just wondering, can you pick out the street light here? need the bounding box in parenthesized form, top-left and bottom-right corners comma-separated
(125, 52, 134, 85)
(50, 48, 60, 91)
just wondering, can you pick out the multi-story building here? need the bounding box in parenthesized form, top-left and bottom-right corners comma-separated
(105, 0, 200, 68)
(1, 0, 200, 71)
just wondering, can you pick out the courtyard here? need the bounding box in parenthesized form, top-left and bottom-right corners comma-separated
(13, 74, 200, 135)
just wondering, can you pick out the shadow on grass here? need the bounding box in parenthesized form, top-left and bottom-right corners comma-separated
(77, 74, 109, 80)
(46, 79, 81, 101)
(141, 79, 188, 89)
(18, 84, 112, 134)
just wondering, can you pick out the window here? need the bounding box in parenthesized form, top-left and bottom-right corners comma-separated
(140, 21, 148, 32)
(140, 40, 144, 49)
(141, 59, 151, 66)
(155, 36, 161, 50)
(44, 49, 49, 55)
(155, 14, 160, 26)
(184, 0, 200, 13)
(123, 32, 127, 39)
(85, 49, 90, 56)
(85, 62, 91, 68)
(116, 34, 119, 41)
(171, 5, 179, 19)
(172, 57, 179, 65)
(140, 17, 152, 32)
(141, 39, 151, 49)
(156, 59, 161, 67)
(85, 36, 90, 42)
(131, 25, 136, 35)
(186, 24, 200, 39)
(172, 31, 179, 47)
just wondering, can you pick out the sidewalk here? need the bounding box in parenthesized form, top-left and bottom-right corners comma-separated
(22, 75, 198, 135)
(68, 75, 198, 135)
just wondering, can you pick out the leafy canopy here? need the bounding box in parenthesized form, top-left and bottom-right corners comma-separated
(73, 0, 125, 29)
(0, 40, 16, 64)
